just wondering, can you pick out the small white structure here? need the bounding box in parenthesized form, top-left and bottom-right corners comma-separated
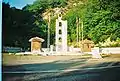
(69, 46, 74, 52)
(50, 45, 54, 55)
(55, 13, 67, 52)
(92, 47, 102, 58)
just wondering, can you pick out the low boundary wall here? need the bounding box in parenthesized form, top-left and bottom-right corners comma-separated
(100, 47, 120, 54)
(15, 47, 120, 55)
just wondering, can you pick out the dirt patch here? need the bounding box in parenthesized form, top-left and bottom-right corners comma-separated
(2, 54, 120, 66)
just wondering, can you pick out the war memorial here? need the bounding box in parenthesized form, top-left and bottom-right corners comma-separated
(2, 1, 120, 81)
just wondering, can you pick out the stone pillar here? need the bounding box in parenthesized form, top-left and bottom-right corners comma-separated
(62, 20, 67, 52)
(55, 13, 67, 52)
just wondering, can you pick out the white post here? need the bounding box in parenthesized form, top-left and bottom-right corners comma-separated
(50, 45, 53, 55)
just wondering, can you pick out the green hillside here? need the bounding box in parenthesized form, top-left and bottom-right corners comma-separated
(2, 0, 120, 49)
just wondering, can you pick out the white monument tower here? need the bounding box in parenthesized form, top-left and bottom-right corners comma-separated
(55, 13, 67, 52)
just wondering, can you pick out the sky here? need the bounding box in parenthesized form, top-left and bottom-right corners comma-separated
(3, 0, 36, 9)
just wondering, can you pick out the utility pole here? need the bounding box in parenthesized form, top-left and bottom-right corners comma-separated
(81, 21, 83, 44)
(78, 18, 81, 47)
(81, 21, 83, 53)
(76, 17, 79, 47)
(47, 13, 50, 50)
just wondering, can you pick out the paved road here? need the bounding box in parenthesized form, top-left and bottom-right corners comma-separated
(3, 59, 120, 81)
(3, 66, 120, 81)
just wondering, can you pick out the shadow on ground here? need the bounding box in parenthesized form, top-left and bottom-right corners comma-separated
(2, 58, 120, 81)
(3, 59, 87, 71)
(3, 66, 120, 81)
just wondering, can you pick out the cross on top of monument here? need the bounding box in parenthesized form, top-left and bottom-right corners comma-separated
(58, 12, 62, 20)
(57, 8, 64, 19)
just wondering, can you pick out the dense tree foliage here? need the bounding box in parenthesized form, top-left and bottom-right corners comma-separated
(64, 0, 120, 44)
(83, 0, 120, 43)
(2, 0, 120, 49)
(2, 0, 68, 49)
(2, 2, 47, 49)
